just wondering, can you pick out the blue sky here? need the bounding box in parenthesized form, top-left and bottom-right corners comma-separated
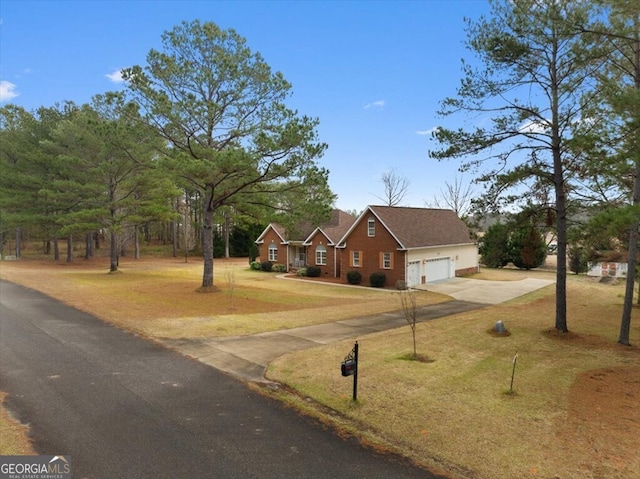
(0, 0, 490, 213)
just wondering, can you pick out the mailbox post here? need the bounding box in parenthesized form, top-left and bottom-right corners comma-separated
(341, 341, 358, 401)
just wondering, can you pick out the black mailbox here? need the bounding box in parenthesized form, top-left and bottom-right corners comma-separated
(341, 359, 357, 377)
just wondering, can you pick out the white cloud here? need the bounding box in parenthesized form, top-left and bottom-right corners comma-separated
(416, 127, 437, 136)
(364, 100, 385, 109)
(105, 69, 125, 83)
(519, 120, 549, 134)
(0, 80, 19, 102)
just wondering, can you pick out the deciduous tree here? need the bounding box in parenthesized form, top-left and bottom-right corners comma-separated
(426, 175, 475, 219)
(376, 168, 410, 206)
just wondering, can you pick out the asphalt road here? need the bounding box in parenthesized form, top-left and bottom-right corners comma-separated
(0, 280, 446, 479)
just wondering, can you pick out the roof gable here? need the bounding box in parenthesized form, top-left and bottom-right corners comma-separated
(257, 209, 356, 244)
(340, 205, 472, 249)
(255, 223, 287, 244)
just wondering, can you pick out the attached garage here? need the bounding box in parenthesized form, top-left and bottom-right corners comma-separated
(407, 261, 421, 287)
(424, 257, 452, 283)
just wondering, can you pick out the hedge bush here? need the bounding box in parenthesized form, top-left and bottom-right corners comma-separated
(272, 263, 287, 273)
(306, 266, 321, 277)
(250, 261, 261, 271)
(297, 268, 308, 277)
(260, 261, 273, 272)
(369, 272, 386, 288)
(346, 270, 362, 285)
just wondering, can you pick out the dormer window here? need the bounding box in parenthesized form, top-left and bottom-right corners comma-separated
(367, 218, 375, 237)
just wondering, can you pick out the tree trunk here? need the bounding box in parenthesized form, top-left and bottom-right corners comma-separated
(15, 227, 21, 258)
(619, 161, 639, 345)
(54, 233, 59, 261)
(224, 210, 231, 259)
(619, 29, 640, 345)
(85, 232, 94, 259)
(550, 33, 568, 333)
(110, 230, 118, 272)
(201, 185, 215, 288)
(184, 206, 189, 264)
(134, 226, 140, 260)
(555, 187, 568, 333)
(66, 235, 73, 263)
(172, 219, 178, 257)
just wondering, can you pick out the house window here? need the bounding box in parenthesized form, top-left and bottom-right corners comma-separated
(351, 250, 362, 267)
(368, 218, 375, 237)
(316, 245, 327, 265)
(268, 243, 278, 262)
(381, 252, 393, 269)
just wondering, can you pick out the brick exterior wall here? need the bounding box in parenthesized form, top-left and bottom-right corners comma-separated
(306, 231, 339, 277)
(258, 228, 286, 266)
(455, 265, 479, 277)
(340, 214, 406, 287)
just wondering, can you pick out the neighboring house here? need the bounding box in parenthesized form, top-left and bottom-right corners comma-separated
(255, 209, 357, 275)
(256, 205, 479, 287)
(587, 261, 628, 278)
(336, 205, 478, 287)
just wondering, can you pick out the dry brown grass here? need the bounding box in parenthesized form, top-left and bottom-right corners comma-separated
(266, 273, 640, 479)
(1, 256, 639, 479)
(0, 392, 36, 455)
(0, 256, 449, 339)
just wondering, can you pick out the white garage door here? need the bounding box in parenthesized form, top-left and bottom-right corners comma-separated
(407, 261, 421, 287)
(425, 257, 451, 283)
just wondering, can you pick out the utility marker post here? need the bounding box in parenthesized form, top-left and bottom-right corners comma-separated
(510, 352, 518, 393)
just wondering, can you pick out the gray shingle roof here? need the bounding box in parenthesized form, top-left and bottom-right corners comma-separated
(317, 209, 357, 244)
(368, 206, 472, 249)
(262, 209, 356, 243)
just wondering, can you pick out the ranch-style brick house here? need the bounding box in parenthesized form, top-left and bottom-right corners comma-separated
(256, 206, 479, 287)
(254, 209, 357, 276)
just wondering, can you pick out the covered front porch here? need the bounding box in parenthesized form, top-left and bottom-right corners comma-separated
(288, 243, 307, 270)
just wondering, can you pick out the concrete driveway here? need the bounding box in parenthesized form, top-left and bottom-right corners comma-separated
(417, 277, 555, 304)
(165, 276, 555, 383)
